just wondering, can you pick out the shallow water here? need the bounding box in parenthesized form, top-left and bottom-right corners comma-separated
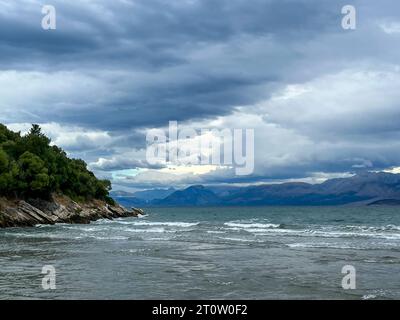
(0, 206, 400, 299)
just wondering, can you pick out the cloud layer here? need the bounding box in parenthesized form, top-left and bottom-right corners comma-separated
(2, 0, 400, 190)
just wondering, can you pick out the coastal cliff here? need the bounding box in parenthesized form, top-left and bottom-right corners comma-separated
(0, 194, 144, 228)
(0, 124, 144, 228)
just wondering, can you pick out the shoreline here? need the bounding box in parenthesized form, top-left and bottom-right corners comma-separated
(0, 194, 144, 228)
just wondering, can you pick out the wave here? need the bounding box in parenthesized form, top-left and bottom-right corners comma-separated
(61, 226, 110, 232)
(362, 294, 378, 300)
(287, 242, 364, 250)
(338, 225, 400, 232)
(260, 228, 400, 240)
(221, 219, 400, 241)
(88, 235, 129, 241)
(113, 221, 199, 228)
(124, 227, 168, 233)
(217, 237, 259, 243)
(361, 290, 388, 300)
(224, 222, 281, 229)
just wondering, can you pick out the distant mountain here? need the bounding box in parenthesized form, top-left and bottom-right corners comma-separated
(110, 188, 177, 207)
(110, 190, 136, 198)
(153, 185, 221, 206)
(114, 172, 400, 207)
(221, 172, 400, 206)
(132, 188, 176, 200)
(208, 186, 242, 197)
(111, 188, 176, 200)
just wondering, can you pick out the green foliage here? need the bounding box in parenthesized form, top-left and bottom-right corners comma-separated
(0, 124, 113, 202)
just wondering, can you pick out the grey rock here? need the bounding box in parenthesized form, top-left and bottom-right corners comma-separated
(0, 194, 142, 228)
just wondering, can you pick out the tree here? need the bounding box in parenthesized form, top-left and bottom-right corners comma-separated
(0, 124, 113, 203)
(0, 149, 10, 192)
(0, 149, 9, 173)
(19, 124, 51, 158)
(17, 151, 50, 196)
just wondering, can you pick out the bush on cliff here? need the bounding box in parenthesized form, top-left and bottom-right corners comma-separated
(0, 124, 114, 204)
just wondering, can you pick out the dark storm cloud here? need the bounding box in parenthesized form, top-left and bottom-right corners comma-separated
(2, 0, 400, 188)
(0, 0, 343, 130)
(1, 0, 339, 65)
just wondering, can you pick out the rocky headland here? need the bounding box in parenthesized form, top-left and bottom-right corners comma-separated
(0, 194, 144, 228)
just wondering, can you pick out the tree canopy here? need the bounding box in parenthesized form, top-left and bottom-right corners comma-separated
(0, 124, 114, 204)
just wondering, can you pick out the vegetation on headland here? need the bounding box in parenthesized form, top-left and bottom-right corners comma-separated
(0, 124, 114, 204)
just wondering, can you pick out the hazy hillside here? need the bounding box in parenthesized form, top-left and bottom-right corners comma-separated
(114, 172, 400, 207)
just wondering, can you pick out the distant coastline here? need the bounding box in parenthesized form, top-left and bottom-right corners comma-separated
(112, 172, 400, 207)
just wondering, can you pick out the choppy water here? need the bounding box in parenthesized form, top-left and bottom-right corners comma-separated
(1, 206, 400, 299)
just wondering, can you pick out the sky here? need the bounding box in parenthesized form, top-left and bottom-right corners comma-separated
(1, 0, 400, 191)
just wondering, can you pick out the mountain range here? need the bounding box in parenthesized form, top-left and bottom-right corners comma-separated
(112, 172, 400, 207)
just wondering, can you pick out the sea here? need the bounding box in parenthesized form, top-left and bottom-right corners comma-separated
(0, 206, 399, 300)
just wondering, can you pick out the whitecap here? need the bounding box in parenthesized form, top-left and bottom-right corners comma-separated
(114, 221, 199, 228)
(287, 242, 361, 250)
(224, 222, 281, 229)
(218, 237, 257, 243)
(362, 294, 377, 300)
(89, 235, 129, 240)
(125, 227, 168, 233)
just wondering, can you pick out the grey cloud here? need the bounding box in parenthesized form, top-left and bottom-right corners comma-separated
(2, 0, 400, 189)
(0, 0, 344, 131)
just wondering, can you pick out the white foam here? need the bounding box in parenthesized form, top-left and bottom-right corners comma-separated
(90, 236, 129, 240)
(218, 237, 257, 243)
(115, 221, 199, 228)
(287, 242, 360, 250)
(224, 222, 280, 229)
(234, 225, 400, 240)
(337, 225, 400, 232)
(362, 294, 377, 300)
(308, 230, 400, 240)
(125, 227, 168, 233)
